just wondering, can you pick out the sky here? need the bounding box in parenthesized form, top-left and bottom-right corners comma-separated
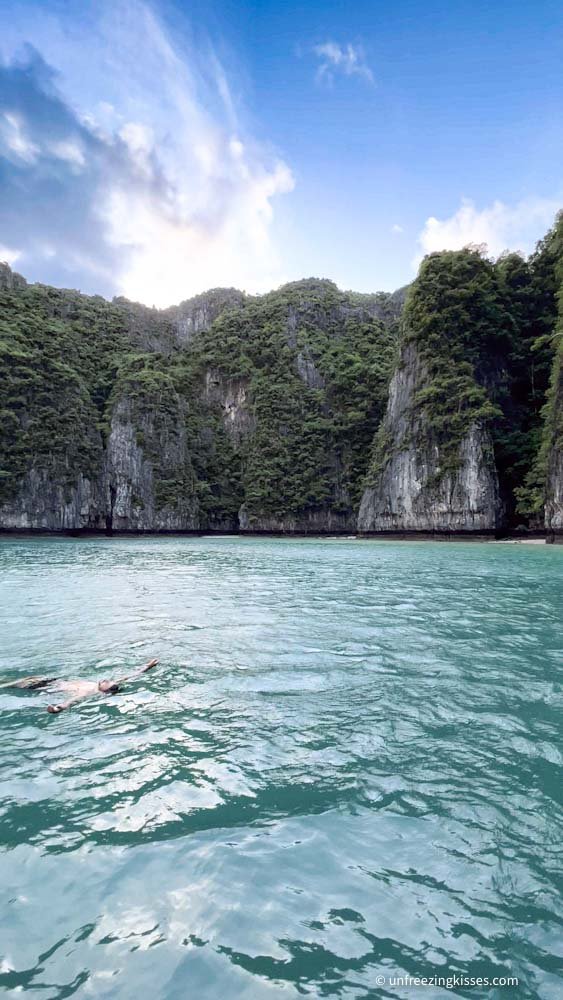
(0, 0, 562, 306)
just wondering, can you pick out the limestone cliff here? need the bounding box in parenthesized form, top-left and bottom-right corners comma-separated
(103, 396, 201, 532)
(358, 250, 515, 535)
(0, 468, 102, 531)
(544, 346, 563, 537)
(0, 269, 395, 535)
(168, 289, 245, 346)
(203, 371, 255, 446)
(0, 269, 250, 532)
(546, 445, 563, 535)
(358, 343, 502, 534)
(0, 262, 27, 292)
(239, 505, 356, 534)
(0, 392, 204, 533)
(2, 247, 558, 536)
(194, 278, 396, 533)
(112, 288, 245, 354)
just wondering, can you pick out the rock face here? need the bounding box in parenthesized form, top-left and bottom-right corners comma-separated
(0, 262, 505, 536)
(203, 372, 255, 446)
(352, 286, 408, 326)
(4, 257, 543, 537)
(358, 344, 502, 534)
(545, 354, 563, 537)
(0, 469, 102, 531)
(0, 269, 251, 533)
(103, 397, 201, 532)
(0, 396, 204, 533)
(546, 448, 563, 535)
(168, 289, 245, 346)
(0, 262, 27, 292)
(239, 506, 356, 534)
(295, 347, 325, 389)
(112, 288, 245, 355)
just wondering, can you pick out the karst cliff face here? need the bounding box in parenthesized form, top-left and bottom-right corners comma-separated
(358, 249, 521, 535)
(2, 234, 562, 536)
(544, 348, 563, 537)
(358, 344, 502, 534)
(0, 469, 101, 532)
(103, 396, 201, 532)
(0, 267, 241, 532)
(0, 396, 202, 533)
(546, 447, 563, 535)
(0, 269, 396, 532)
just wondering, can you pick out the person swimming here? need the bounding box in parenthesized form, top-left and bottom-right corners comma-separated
(2, 658, 159, 714)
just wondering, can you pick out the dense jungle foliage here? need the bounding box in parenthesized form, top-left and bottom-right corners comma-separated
(0, 211, 562, 528)
(366, 214, 563, 525)
(198, 279, 397, 517)
(0, 273, 396, 523)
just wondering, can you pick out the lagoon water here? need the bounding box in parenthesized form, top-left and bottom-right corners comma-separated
(0, 536, 562, 999)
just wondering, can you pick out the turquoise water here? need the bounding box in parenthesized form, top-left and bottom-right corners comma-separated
(0, 537, 562, 999)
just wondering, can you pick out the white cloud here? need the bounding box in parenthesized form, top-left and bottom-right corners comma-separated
(49, 139, 85, 169)
(312, 42, 374, 85)
(391, 224, 404, 234)
(118, 121, 155, 179)
(0, 0, 296, 306)
(1, 111, 39, 162)
(102, 157, 295, 306)
(0, 243, 21, 266)
(1, 110, 85, 171)
(415, 196, 561, 269)
(91, 2, 296, 305)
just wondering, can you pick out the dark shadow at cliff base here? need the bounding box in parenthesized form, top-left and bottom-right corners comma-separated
(0, 527, 558, 543)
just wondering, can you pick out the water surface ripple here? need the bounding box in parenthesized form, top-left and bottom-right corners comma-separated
(0, 537, 562, 999)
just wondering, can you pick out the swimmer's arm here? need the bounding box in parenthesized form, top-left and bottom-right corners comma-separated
(47, 692, 95, 714)
(111, 658, 159, 686)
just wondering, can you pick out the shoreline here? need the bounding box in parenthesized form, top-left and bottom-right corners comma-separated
(0, 528, 559, 544)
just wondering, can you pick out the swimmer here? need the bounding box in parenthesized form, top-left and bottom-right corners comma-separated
(1, 658, 159, 714)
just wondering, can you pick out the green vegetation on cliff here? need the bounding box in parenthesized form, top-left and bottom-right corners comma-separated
(365, 231, 563, 527)
(0, 271, 396, 527)
(108, 350, 242, 524)
(511, 214, 563, 517)
(401, 249, 507, 475)
(198, 280, 396, 518)
(0, 281, 130, 502)
(1, 210, 562, 533)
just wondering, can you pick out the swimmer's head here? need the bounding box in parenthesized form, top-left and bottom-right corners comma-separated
(98, 680, 120, 694)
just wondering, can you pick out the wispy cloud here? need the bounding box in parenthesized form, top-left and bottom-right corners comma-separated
(391, 224, 404, 234)
(312, 42, 374, 85)
(0, 0, 295, 305)
(414, 196, 562, 269)
(1, 109, 39, 162)
(0, 243, 21, 266)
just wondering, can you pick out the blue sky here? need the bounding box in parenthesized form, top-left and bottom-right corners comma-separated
(0, 0, 562, 305)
